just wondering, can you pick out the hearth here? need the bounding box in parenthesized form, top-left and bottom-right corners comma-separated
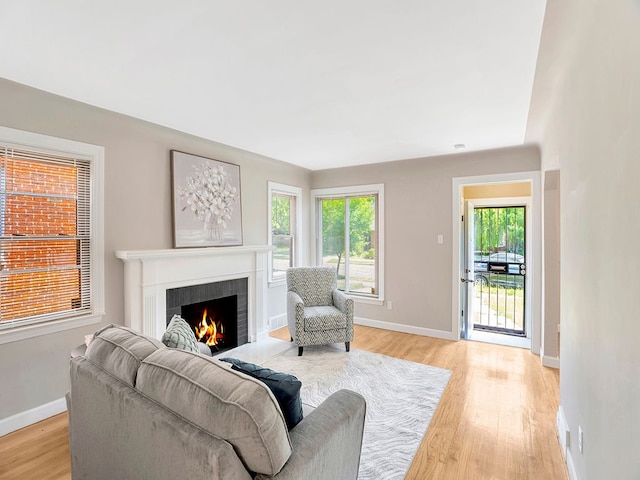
(166, 277, 248, 354)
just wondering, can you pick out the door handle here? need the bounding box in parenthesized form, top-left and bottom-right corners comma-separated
(460, 277, 474, 283)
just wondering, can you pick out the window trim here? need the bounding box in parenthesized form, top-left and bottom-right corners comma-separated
(311, 183, 384, 304)
(268, 182, 302, 285)
(0, 126, 104, 345)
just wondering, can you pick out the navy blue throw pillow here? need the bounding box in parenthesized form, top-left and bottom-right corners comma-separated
(220, 357, 303, 429)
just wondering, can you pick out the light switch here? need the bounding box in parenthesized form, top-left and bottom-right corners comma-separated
(437, 234, 444, 244)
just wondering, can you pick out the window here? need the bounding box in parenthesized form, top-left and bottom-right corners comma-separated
(268, 182, 302, 282)
(0, 126, 104, 343)
(312, 184, 384, 302)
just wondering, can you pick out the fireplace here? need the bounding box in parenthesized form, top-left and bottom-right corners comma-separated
(166, 277, 248, 354)
(115, 245, 272, 341)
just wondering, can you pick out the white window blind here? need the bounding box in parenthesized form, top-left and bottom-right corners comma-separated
(0, 145, 92, 330)
(271, 192, 296, 278)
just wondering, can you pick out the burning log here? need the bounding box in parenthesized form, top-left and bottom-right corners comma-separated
(194, 309, 225, 347)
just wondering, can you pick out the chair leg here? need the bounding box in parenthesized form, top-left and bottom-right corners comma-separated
(345, 342, 350, 352)
(298, 346, 304, 356)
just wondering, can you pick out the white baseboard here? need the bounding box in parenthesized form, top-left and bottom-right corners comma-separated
(268, 313, 287, 331)
(543, 355, 560, 369)
(0, 397, 67, 437)
(557, 406, 569, 458)
(354, 317, 456, 341)
(557, 405, 579, 480)
(567, 449, 579, 480)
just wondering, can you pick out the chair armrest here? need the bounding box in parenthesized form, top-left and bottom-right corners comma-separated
(287, 290, 303, 309)
(259, 389, 366, 480)
(332, 289, 354, 318)
(287, 291, 305, 340)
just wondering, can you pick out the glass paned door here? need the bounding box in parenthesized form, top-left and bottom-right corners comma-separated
(473, 206, 526, 336)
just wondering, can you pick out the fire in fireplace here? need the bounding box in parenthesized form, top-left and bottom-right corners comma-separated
(166, 277, 249, 353)
(181, 296, 238, 354)
(193, 309, 224, 347)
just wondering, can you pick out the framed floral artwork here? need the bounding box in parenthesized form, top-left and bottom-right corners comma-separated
(171, 150, 243, 248)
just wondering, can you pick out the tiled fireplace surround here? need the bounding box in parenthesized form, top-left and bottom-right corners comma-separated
(115, 246, 272, 342)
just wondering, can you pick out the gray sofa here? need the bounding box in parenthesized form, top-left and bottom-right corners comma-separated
(67, 324, 366, 480)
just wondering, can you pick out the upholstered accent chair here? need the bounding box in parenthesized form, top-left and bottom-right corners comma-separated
(287, 266, 354, 356)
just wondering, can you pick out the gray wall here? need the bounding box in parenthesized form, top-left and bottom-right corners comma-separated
(543, 170, 560, 360)
(527, 0, 640, 477)
(311, 147, 539, 333)
(0, 78, 310, 420)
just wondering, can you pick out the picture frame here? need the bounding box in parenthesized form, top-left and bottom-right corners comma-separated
(171, 150, 243, 248)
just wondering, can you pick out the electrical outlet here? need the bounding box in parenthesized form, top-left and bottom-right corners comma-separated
(387, 301, 392, 310)
(578, 425, 583, 453)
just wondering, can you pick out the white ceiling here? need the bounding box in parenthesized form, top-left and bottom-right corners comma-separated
(0, 1, 547, 170)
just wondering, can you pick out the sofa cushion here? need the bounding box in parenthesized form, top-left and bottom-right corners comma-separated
(220, 358, 304, 429)
(84, 324, 165, 387)
(161, 314, 200, 353)
(136, 349, 292, 476)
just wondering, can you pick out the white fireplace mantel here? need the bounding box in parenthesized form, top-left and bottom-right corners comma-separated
(115, 245, 273, 341)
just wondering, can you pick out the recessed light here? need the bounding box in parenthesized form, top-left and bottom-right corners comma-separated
(454, 144, 466, 150)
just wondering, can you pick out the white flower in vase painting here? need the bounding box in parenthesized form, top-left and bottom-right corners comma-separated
(177, 163, 238, 241)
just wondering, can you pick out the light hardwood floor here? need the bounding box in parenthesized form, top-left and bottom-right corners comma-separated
(0, 325, 568, 480)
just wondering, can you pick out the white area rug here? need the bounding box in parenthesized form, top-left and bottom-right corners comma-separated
(262, 345, 452, 479)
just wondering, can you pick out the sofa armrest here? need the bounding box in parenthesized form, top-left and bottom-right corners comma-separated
(259, 389, 366, 480)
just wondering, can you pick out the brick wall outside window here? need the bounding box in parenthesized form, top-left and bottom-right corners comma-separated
(1, 157, 83, 322)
